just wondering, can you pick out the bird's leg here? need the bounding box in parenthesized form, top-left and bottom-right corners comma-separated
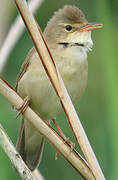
(52, 118, 75, 159)
(16, 96, 30, 118)
(52, 118, 66, 139)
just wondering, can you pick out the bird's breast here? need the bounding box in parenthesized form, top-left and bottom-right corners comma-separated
(55, 46, 88, 104)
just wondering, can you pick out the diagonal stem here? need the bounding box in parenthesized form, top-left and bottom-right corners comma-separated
(0, 77, 95, 180)
(14, 0, 105, 179)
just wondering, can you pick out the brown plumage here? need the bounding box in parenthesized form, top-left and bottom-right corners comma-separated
(16, 5, 102, 171)
(48, 5, 88, 24)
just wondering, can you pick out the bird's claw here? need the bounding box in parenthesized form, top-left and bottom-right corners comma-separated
(16, 96, 30, 118)
(65, 138, 75, 151)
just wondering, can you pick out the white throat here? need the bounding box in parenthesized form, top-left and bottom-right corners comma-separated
(57, 31, 93, 64)
(66, 31, 93, 52)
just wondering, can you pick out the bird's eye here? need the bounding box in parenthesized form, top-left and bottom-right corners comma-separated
(65, 25, 72, 31)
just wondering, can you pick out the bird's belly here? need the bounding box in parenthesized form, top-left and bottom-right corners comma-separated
(18, 60, 88, 120)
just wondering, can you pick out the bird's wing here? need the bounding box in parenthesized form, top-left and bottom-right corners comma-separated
(16, 117, 45, 171)
(15, 47, 36, 91)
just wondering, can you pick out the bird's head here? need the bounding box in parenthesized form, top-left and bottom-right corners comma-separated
(44, 5, 102, 52)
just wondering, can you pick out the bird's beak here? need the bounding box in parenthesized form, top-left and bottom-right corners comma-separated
(79, 22, 103, 32)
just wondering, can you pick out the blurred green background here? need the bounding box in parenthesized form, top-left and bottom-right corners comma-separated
(0, 0, 118, 179)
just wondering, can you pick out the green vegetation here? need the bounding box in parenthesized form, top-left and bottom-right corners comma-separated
(0, 0, 118, 179)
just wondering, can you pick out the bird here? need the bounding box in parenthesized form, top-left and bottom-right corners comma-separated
(15, 5, 102, 171)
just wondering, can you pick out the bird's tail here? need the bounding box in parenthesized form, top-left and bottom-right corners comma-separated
(16, 117, 44, 171)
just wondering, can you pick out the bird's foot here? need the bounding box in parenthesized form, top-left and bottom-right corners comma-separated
(16, 96, 30, 118)
(64, 137, 75, 150)
(55, 138, 75, 160)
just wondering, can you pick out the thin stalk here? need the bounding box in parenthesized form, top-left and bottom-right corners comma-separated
(14, 0, 105, 179)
